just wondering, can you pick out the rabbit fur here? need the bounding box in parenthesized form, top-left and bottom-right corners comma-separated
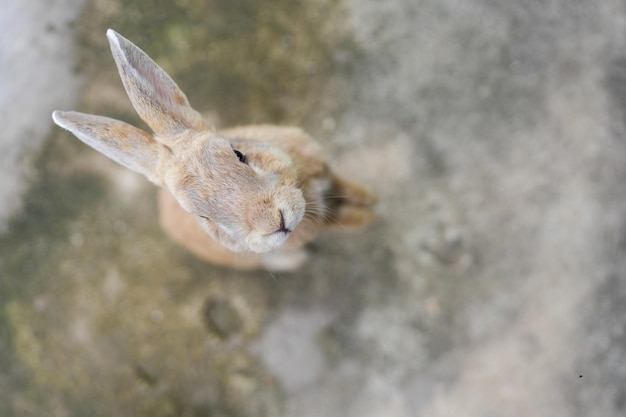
(52, 29, 376, 271)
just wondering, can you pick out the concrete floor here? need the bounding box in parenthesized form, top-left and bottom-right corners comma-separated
(2, 0, 626, 416)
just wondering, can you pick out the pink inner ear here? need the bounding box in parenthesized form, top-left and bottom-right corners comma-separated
(145, 61, 190, 110)
(152, 70, 173, 105)
(154, 73, 173, 104)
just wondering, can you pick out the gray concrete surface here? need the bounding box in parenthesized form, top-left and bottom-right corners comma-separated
(2, 0, 626, 416)
(0, 0, 85, 233)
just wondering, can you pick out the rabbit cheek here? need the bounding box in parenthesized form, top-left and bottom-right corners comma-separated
(198, 219, 248, 253)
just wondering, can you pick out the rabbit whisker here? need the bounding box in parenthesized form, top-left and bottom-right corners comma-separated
(265, 266, 279, 283)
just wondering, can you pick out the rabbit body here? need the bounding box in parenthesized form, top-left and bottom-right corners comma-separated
(53, 30, 376, 271)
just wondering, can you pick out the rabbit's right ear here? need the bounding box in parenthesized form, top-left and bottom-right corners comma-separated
(106, 29, 209, 138)
(52, 110, 166, 185)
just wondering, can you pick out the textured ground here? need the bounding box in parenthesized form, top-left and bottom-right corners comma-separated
(2, 1, 626, 416)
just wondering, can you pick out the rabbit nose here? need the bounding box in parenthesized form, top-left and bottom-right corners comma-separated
(277, 210, 292, 234)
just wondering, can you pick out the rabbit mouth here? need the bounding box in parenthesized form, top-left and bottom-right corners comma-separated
(246, 230, 291, 253)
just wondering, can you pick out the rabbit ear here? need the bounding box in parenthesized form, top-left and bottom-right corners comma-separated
(52, 110, 166, 185)
(106, 29, 208, 137)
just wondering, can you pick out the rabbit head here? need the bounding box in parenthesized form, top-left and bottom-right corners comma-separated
(52, 29, 305, 253)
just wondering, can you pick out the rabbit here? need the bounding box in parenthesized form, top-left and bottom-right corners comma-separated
(52, 29, 377, 271)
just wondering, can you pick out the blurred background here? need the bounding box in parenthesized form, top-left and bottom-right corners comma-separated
(2, 0, 626, 416)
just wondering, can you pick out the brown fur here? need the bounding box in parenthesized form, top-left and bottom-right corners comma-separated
(52, 30, 376, 270)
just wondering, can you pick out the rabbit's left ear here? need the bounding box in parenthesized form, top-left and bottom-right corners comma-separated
(106, 29, 209, 138)
(52, 110, 166, 185)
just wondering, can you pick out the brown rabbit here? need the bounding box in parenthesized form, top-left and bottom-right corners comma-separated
(52, 30, 376, 270)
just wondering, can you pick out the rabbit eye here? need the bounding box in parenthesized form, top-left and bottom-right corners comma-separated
(233, 149, 248, 164)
